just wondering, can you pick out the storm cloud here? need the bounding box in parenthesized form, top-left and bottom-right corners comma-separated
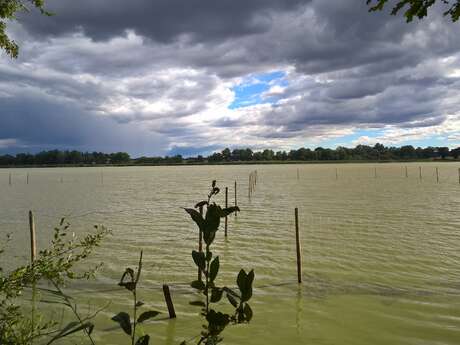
(1, 0, 459, 155)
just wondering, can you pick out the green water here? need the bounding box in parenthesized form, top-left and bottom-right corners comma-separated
(1, 163, 460, 345)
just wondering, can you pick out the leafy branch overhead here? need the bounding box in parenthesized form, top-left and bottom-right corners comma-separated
(183, 181, 253, 345)
(367, 0, 460, 22)
(0, 0, 52, 58)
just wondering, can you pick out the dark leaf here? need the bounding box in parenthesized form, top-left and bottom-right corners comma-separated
(212, 180, 216, 188)
(136, 301, 145, 307)
(243, 303, 253, 322)
(189, 300, 206, 307)
(210, 288, 223, 303)
(136, 335, 150, 345)
(219, 206, 240, 218)
(137, 310, 160, 323)
(192, 250, 206, 270)
(209, 256, 219, 282)
(191, 280, 206, 291)
(226, 293, 238, 308)
(184, 208, 205, 230)
(112, 312, 131, 335)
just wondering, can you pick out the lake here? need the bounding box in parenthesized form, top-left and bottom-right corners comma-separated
(1, 163, 460, 345)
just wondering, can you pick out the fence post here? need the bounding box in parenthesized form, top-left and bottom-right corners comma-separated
(224, 187, 228, 237)
(234, 181, 238, 218)
(295, 208, 302, 284)
(162, 285, 176, 319)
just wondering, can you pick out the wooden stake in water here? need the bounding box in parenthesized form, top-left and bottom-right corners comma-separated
(374, 167, 377, 179)
(224, 187, 228, 237)
(294, 208, 302, 284)
(335, 168, 338, 180)
(458, 168, 460, 185)
(29, 211, 37, 262)
(234, 181, 238, 218)
(101, 171, 104, 185)
(26, 173, 29, 185)
(9, 172, 11, 186)
(419, 166, 422, 181)
(162, 285, 176, 319)
(436, 167, 439, 184)
(405, 166, 408, 178)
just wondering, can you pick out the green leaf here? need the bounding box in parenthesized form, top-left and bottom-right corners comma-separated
(136, 301, 145, 307)
(209, 256, 219, 282)
(137, 310, 160, 323)
(219, 206, 240, 217)
(192, 250, 206, 270)
(136, 335, 150, 345)
(112, 312, 132, 335)
(226, 293, 238, 308)
(191, 280, 206, 291)
(205, 204, 221, 233)
(47, 322, 94, 345)
(243, 303, 253, 322)
(184, 208, 205, 230)
(189, 300, 206, 307)
(210, 288, 223, 303)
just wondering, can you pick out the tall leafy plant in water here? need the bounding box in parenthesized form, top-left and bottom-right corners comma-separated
(183, 181, 254, 345)
(112, 251, 160, 345)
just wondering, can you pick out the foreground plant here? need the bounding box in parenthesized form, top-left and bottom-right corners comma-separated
(183, 181, 254, 345)
(112, 251, 160, 345)
(0, 219, 110, 345)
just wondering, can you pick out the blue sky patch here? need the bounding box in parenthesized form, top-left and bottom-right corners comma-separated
(229, 71, 287, 109)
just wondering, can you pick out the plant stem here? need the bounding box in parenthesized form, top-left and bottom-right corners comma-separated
(50, 280, 96, 345)
(132, 289, 137, 345)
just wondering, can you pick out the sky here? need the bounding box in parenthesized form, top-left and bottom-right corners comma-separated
(1, 0, 460, 157)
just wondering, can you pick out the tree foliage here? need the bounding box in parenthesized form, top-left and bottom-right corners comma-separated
(367, 0, 460, 22)
(0, 0, 51, 58)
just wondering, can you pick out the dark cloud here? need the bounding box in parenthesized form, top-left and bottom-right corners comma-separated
(1, 0, 459, 154)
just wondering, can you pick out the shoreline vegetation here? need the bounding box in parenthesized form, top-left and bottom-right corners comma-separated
(1, 144, 459, 168)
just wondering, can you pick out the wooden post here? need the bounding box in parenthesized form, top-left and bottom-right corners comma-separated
(224, 187, 228, 237)
(101, 171, 104, 185)
(9, 172, 11, 186)
(458, 168, 460, 184)
(294, 208, 302, 284)
(419, 166, 422, 181)
(248, 174, 251, 199)
(29, 211, 37, 262)
(198, 206, 203, 281)
(26, 173, 29, 185)
(335, 168, 338, 180)
(162, 285, 176, 319)
(436, 167, 439, 183)
(234, 181, 237, 218)
(405, 166, 408, 178)
(374, 167, 377, 179)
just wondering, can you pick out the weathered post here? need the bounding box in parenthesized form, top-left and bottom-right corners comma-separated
(225, 187, 228, 237)
(9, 172, 11, 186)
(419, 166, 422, 181)
(374, 167, 377, 179)
(295, 208, 302, 284)
(335, 168, 338, 180)
(29, 211, 37, 262)
(458, 168, 460, 185)
(405, 166, 408, 178)
(162, 285, 176, 319)
(436, 167, 439, 184)
(26, 173, 29, 185)
(234, 181, 238, 218)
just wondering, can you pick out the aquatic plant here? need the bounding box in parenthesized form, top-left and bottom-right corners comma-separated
(183, 180, 254, 345)
(112, 250, 160, 345)
(0, 219, 110, 345)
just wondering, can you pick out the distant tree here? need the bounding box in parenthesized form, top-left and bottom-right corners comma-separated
(438, 146, 450, 159)
(451, 147, 460, 158)
(221, 148, 231, 161)
(367, 0, 460, 22)
(1, 0, 52, 58)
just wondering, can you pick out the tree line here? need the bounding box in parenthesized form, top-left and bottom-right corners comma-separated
(1, 144, 459, 166)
